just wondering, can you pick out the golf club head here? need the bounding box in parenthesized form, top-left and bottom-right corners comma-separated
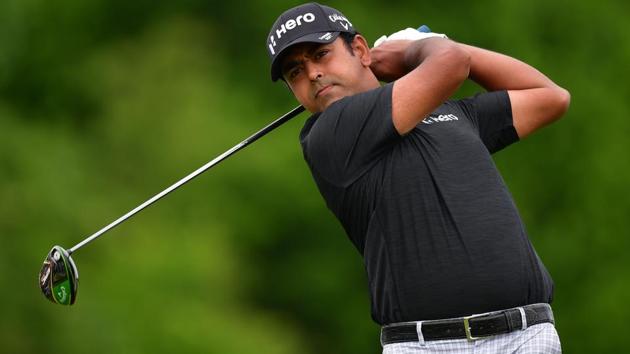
(39, 245, 79, 305)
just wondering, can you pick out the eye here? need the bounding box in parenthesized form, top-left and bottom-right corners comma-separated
(287, 66, 302, 80)
(314, 49, 329, 60)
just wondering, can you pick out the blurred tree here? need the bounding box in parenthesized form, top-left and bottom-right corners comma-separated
(1, 0, 629, 353)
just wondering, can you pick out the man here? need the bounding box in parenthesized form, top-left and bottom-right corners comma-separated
(266, 3, 570, 353)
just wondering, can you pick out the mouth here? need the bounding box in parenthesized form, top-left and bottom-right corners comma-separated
(315, 84, 333, 98)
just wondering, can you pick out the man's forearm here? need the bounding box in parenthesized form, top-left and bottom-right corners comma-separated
(457, 43, 561, 91)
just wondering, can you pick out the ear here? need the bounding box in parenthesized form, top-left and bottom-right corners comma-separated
(352, 34, 372, 67)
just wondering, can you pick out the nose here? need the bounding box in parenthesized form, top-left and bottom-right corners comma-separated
(305, 61, 323, 81)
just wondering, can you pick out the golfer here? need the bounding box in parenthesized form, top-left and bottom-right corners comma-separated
(267, 3, 570, 353)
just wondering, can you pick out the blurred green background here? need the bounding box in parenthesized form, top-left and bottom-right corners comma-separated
(1, 0, 628, 353)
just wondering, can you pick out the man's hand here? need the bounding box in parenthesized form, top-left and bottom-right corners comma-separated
(370, 28, 448, 82)
(370, 39, 416, 82)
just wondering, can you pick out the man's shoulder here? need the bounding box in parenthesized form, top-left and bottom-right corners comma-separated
(326, 83, 392, 115)
(314, 84, 392, 127)
(299, 113, 319, 146)
(301, 84, 392, 144)
(299, 83, 400, 187)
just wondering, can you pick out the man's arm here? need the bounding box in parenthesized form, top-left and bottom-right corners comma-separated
(370, 38, 471, 135)
(459, 44, 571, 139)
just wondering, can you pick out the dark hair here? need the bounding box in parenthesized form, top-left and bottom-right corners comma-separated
(340, 32, 358, 55)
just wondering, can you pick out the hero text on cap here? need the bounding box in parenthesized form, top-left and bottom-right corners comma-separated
(267, 2, 356, 82)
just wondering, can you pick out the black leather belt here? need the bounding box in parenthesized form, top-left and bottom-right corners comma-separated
(381, 303, 554, 344)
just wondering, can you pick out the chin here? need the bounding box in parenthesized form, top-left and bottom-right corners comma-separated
(321, 94, 346, 110)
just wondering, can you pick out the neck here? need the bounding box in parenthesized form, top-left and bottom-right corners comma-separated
(358, 70, 382, 92)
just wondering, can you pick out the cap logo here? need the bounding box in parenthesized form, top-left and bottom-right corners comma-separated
(268, 12, 316, 55)
(328, 13, 352, 30)
(319, 32, 332, 41)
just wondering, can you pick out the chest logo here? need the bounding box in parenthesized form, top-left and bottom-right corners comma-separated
(422, 114, 459, 125)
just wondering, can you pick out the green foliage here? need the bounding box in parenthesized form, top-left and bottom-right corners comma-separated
(1, 0, 628, 353)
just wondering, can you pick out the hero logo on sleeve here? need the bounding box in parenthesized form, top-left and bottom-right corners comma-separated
(268, 13, 316, 55)
(422, 114, 460, 125)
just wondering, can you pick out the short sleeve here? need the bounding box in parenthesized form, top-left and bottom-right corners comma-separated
(300, 84, 400, 187)
(457, 91, 519, 153)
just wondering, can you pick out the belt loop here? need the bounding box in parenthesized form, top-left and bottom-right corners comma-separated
(518, 307, 528, 330)
(416, 322, 426, 346)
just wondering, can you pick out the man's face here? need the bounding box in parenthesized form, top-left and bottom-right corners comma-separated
(280, 36, 374, 113)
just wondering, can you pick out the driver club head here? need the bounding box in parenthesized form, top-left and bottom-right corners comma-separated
(39, 245, 79, 305)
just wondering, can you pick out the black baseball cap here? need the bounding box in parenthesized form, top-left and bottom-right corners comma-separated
(267, 2, 357, 82)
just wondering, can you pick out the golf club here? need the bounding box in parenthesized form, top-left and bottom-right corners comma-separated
(39, 105, 305, 305)
(39, 24, 434, 306)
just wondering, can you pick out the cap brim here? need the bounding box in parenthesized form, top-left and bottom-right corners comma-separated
(271, 31, 342, 82)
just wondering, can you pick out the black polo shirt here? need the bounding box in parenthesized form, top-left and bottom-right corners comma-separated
(299, 83, 554, 325)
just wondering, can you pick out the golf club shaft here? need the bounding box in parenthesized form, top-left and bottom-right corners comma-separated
(68, 105, 306, 255)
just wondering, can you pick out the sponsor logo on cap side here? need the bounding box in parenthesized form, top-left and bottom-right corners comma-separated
(268, 12, 316, 55)
(328, 13, 352, 30)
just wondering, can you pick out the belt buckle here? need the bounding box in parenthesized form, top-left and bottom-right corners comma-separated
(463, 312, 492, 341)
